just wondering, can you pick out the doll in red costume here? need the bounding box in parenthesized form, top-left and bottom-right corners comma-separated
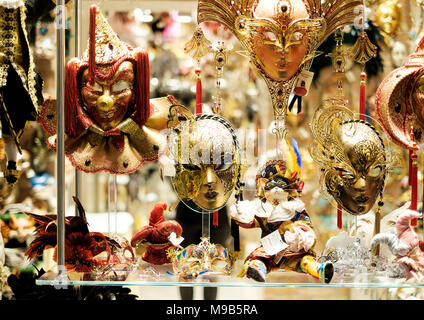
(131, 202, 183, 265)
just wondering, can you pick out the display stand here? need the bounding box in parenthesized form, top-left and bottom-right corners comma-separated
(55, 0, 66, 281)
(34, 0, 424, 292)
(107, 174, 118, 235)
(202, 210, 210, 239)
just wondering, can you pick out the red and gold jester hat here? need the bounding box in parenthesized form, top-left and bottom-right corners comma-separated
(40, 5, 177, 174)
(374, 36, 424, 219)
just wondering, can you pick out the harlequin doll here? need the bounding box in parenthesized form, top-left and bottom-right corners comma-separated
(0, 0, 67, 184)
(131, 202, 183, 265)
(40, 5, 177, 174)
(230, 141, 334, 283)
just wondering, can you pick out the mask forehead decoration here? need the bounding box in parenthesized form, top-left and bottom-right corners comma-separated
(39, 5, 178, 174)
(164, 105, 241, 212)
(310, 100, 398, 215)
(198, 0, 361, 140)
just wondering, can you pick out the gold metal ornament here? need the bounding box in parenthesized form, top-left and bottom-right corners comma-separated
(184, 26, 213, 65)
(351, 31, 377, 71)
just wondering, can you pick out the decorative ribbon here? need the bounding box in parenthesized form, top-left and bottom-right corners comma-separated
(104, 127, 124, 151)
(288, 86, 307, 114)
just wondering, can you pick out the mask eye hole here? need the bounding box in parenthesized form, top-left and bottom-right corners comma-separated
(213, 163, 232, 171)
(263, 31, 277, 42)
(368, 165, 383, 177)
(86, 82, 103, 95)
(418, 84, 424, 92)
(335, 168, 355, 180)
(182, 164, 201, 171)
(290, 31, 304, 42)
(112, 80, 131, 93)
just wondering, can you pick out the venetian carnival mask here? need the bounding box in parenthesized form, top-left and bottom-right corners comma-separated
(310, 101, 395, 215)
(165, 107, 241, 212)
(167, 237, 232, 280)
(374, 0, 401, 37)
(244, 0, 313, 81)
(39, 5, 176, 174)
(198, 0, 361, 127)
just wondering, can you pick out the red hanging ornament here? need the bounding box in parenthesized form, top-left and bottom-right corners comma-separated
(213, 210, 218, 227)
(359, 72, 367, 120)
(410, 151, 418, 226)
(337, 204, 343, 229)
(195, 68, 203, 114)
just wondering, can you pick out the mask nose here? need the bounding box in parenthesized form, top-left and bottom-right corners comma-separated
(97, 89, 114, 111)
(353, 177, 367, 191)
(204, 165, 218, 187)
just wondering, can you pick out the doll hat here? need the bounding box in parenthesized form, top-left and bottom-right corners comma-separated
(65, 5, 150, 138)
(374, 37, 424, 150)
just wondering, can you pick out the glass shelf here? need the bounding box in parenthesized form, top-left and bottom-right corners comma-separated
(35, 271, 424, 289)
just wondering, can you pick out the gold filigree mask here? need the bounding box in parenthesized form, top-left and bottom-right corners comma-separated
(167, 109, 241, 212)
(310, 101, 396, 215)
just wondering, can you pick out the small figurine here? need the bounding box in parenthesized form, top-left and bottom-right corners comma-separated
(131, 202, 183, 265)
(371, 208, 424, 281)
(230, 146, 334, 283)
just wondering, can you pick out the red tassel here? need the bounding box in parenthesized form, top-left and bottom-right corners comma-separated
(410, 151, 418, 226)
(409, 150, 413, 186)
(88, 5, 97, 85)
(359, 72, 366, 120)
(337, 204, 342, 229)
(135, 51, 150, 127)
(65, 59, 83, 138)
(195, 68, 202, 114)
(213, 210, 218, 227)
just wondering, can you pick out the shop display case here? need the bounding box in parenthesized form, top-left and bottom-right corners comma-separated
(2, 0, 424, 301)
